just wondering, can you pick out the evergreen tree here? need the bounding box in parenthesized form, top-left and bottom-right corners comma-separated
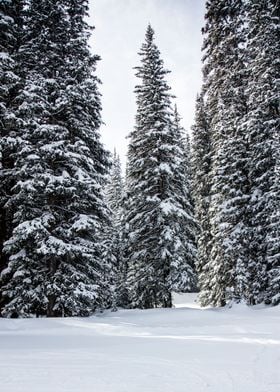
(105, 150, 125, 308)
(194, 0, 280, 307)
(266, 166, 280, 305)
(191, 94, 212, 299)
(117, 184, 131, 308)
(0, 0, 111, 317)
(0, 0, 25, 313)
(170, 106, 197, 292)
(245, 0, 280, 305)
(106, 150, 123, 229)
(197, 0, 249, 306)
(125, 25, 196, 309)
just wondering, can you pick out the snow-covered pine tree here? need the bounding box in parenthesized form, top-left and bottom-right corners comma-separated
(125, 25, 196, 309)
(266, 163, 280, 305)
(197, 0, 249, 306)
(106, 150, 124, 231)
(170, 105, 197, 292)
(117, 183, 131, 308)
(245, 0, 280, 305)
(0, 0, 25, 313)
(191, 94, 212, 300)
(105, 150, 125, 308)
(0, 0, 111, 317)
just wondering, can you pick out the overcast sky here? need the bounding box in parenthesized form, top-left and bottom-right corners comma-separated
(88, 0, 206, 164)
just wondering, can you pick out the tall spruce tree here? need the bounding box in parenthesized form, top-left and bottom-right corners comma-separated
(0, 0, 111, 317)
(245, 0, 280, 305)
(125, 25, 196, 309)
(0, 0, 25, 313)
(196, 0, 249, 306)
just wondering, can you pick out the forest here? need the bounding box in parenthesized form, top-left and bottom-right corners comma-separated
(0, 1, 279, 391)
(0, 0, 279, 320)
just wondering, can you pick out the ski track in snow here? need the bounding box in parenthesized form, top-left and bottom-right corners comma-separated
(0, 293, 279, 392)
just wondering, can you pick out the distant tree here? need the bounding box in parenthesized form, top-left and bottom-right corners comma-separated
(105, 150, 125, 308)
(125, 25, 196, 309)
(106, 151, 123, 223)
(118, 183, 131, 308)
(0, 0, 111, 317)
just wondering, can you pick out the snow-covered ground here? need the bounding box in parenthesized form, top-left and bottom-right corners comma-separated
(0, 294, 279, 392)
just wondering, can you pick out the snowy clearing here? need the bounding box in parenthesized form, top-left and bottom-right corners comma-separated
(0, 294, 279, 392)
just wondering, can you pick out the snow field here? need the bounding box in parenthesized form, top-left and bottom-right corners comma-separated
(0, 294, 279, 392)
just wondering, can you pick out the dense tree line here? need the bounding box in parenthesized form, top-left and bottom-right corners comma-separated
(192, 0, 279, 307)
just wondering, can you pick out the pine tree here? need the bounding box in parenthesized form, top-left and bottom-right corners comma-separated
(245, 0, 280, 305)
(197, 0, 249, 306)
(117, 184, 131, 308)
(170, 106, 197, 292)
(0, 0, 111, 317)
(125, 25, 196, 309)
(191, 94, 212, 300)
(266, 167, 280, 305)
(0, 0, 25, 313)
(105, 150, 125, 308)
(106, 150, 124, 229)
(194, 0, 279, 307)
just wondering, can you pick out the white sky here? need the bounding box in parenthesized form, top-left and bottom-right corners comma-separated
(88, 0, 205, 164)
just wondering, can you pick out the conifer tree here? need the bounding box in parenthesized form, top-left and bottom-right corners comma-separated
(266, 168, 280, 305)
(0, 0, 25, 313)
(125, 25, 196, 309)
(197, 0, 249, 306)
(194, 0, 280, 307)
(105, 150, 125, 308)
(0, 0, 111, 317)
(106, 151, 123, 230)
(118, 183, 131, 308)
(170, 106, 197, 292)
(191, 94, 212, 299)
(245, 0, 280, 305)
